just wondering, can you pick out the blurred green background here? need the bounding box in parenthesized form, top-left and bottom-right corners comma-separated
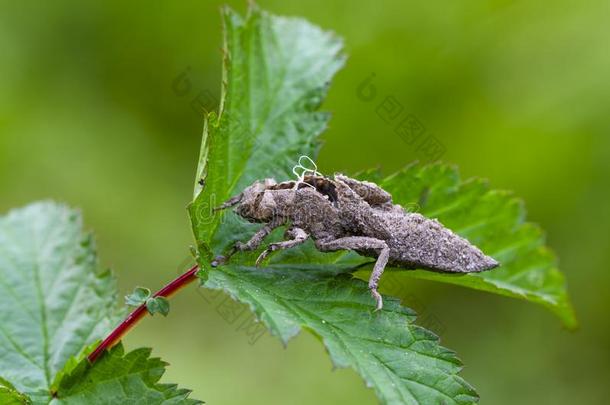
(1, 1, 608, 403)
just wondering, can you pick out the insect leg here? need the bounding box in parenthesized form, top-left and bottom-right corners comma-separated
(369, 247, 389, 311)
(213, 193, 243, 211)
(255, 227, 309, 266)
(315, 237, 389, 311)
(228, 218, 284, 257)
(334, 174, 392, 206)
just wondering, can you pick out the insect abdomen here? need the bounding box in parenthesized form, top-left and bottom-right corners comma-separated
(387, 213, 498, 273)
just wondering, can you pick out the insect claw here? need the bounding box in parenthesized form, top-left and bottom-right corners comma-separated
(255, 249, 269, 267)
(223, 245, 239, 261)
(371, 289, 383, 312)
(211, 254, 229, 267)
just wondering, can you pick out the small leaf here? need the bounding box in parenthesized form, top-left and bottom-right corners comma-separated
(146, 297, 170, 317)
(53, 343, 201, 404)
(125, 286, 152, 307)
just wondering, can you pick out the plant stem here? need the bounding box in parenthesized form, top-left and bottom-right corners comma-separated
(88, 264, 200, 363)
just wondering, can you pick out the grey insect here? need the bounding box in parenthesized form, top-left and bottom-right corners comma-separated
(216, 173, 499, 310)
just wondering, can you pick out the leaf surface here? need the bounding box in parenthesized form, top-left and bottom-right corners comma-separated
(207, 264, 478, 405)
(369, 164, 575, 328)
(189, 4, 345, 255)
(52, 344, 201, 405)
(0, 377, 31, 405)
(0, 202, 200, 404)
(0, 202, 121, 400)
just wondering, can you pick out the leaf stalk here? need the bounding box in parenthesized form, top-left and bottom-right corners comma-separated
(88, 264, 200, 363)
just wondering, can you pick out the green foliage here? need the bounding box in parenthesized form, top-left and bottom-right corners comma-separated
(375, 165, 576, 328)
(49, 341, 100, 395)
(0, 202, 121, 400)
(188, 4, 345, 255)
(125, 287, 152, 307)
(0, 377, 31, 405)
(146, 297, 170, 317)
(0, 3, 577, 405)
(125, 287, 171, 317)
(188, 5, 478, 404)
(0, 203, 198, 404)
(53, 344, 201, 405)
(207, 264, 478, 404)
(189, 4, 575, 405)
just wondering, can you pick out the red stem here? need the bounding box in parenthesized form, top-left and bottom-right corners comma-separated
(88, 264, 200, 363)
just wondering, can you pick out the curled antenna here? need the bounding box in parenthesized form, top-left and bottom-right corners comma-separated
(292, 155, 321, 190)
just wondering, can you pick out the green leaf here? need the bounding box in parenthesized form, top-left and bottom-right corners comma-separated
(188, 5, 479, 404)
(0, 202, 201, 404)
(146, 297, 170, 317)
(49, 341, 100, 395)
(188, 4, 346, 256)
(52, 343, 201, 405)
(0, 377, 31, 405)
(207, 264, 478, 404)
(371, 164, 576, 329)
(0, 202, 122, 400)
(125, 287, 152, 307)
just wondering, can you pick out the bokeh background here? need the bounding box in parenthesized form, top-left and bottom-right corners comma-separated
(1, 1, 608, 403)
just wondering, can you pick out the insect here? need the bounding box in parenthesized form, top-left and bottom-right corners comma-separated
(215, 164, 499, 311)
